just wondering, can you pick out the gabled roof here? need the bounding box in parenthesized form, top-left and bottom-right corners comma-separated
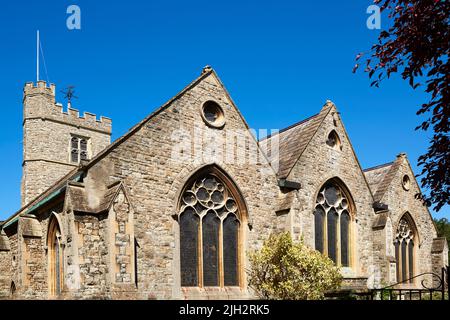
(364, 158, 402, 203)
(259, 102, 334, 179)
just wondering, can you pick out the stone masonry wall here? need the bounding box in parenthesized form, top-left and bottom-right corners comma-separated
(287, 105, 376, 286)
(21, 81, 111, 206)
(0, 250, 11, 298)
(82, 71, 281, 299)
(75, 214, 109, 298)
(382, 155, 438, 287)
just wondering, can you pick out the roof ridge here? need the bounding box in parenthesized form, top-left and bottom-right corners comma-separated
(259, 113, 320, 142)
(364, 162, 395, 173)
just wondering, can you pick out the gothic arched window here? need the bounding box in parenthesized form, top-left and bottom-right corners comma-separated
(395, 215, 416, 283)
(179, 171, 243, 288)
(48, 216, 64, 297)
(314, 182, 353, 267)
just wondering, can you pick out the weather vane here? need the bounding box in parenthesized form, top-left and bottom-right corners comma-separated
(61, 86, 78, 105)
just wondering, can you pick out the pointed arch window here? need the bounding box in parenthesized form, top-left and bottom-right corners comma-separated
(179, 171, 243, 288)
(326, 130, 342, 150)
(395, 215, 416, 283)
(314, 182, 353, 267)
(48, 216, 64, 297)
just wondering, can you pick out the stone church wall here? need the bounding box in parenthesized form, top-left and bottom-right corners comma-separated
(287, 105, 376, 286)
(382, 156, 438, 287)
(81, 72, 281, 299)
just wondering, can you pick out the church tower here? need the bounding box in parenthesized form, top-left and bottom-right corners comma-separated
(21, 81, 112, 206)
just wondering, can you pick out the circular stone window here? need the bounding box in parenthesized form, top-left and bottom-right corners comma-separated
(402, 175, 411, 191)
(201, 101, 225, 128)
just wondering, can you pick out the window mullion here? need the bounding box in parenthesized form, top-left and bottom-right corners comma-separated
(198, 218, 203, 288)
(323, 210, 328, 257)
(219, 220, 224, 287)
(337, 213, 341, 267)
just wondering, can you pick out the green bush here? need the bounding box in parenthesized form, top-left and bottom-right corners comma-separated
(248, 232, 342, 300)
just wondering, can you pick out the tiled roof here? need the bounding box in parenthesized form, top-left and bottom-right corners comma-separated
(260, 104, 332, 179)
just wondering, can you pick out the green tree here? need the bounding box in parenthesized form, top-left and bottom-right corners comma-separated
(248, 232, 342, 300)
(434, 218, 450, 261)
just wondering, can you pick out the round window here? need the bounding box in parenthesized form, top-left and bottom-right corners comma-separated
(201, 101, 225, 128)
(402, 175, 411, 191)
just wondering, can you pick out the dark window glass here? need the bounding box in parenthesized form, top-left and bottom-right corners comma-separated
(223, 214, 239, 286)
(394, 240, 400, 282)
(80, 151, 88, 161)
(180, 208, 199, 287)
(314, 206, 325, 253)
(203, 102, 221, 123)
(80, 139, 87, 151)
(55, 239, 61, 295)
(202, 211, 220, 286)
(340, 211, 350, 267)
(324, 186, 339, 206)
(408, 241, 414, 282)
(71, 149, 79, 163)
(71, 137, 79, 149)
(401, 241, 407, 282)
(327, 208, 338, 263)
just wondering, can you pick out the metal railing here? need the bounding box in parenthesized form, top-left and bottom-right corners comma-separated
(357, 266, 449, 301)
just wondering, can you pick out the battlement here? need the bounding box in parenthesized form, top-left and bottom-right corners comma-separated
(23, 81, 112, 134)
(24, 80, 56, 96)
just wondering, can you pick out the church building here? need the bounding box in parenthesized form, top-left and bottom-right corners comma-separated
(0, 66, 447, 299)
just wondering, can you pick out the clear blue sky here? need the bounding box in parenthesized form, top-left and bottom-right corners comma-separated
(0, 0, 448, 220)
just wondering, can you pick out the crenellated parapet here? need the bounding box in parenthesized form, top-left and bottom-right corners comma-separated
(23, 81, 112, 135)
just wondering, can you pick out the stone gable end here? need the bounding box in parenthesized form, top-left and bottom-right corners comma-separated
(78, 71, 281, 299)
(286, 104, 376, 284)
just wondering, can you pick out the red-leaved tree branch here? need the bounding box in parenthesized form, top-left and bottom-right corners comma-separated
(354, 0, 449, 211)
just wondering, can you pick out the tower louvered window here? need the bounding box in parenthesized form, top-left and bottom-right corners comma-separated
(179, 172, 241, 288)
(70, 136, 90, 163)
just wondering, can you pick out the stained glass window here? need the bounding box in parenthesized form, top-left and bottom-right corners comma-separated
(408, 241, 414, 281)
(340, 211, 350, 267)
(202, 211, 220, 286)
(395, 215, 415, 283)
(327, 209, 338, 263)
(314, 207, 325, 254)
(314, 182, 352, 267)
(223, 214, 239, 286)
(180, 208, 199, 287)
(179, 173, 241, 288)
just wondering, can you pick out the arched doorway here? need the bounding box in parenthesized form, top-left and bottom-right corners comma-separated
(178, 166, 247, 288)
(47, 215, 64, 297)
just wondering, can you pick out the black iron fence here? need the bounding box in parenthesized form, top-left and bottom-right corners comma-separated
(356, 266, 449, 300)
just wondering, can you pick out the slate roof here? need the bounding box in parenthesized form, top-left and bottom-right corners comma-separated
(67, 181, 122, 214)
(259, 103, 333, 179)
(364, 158, 402, 203)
